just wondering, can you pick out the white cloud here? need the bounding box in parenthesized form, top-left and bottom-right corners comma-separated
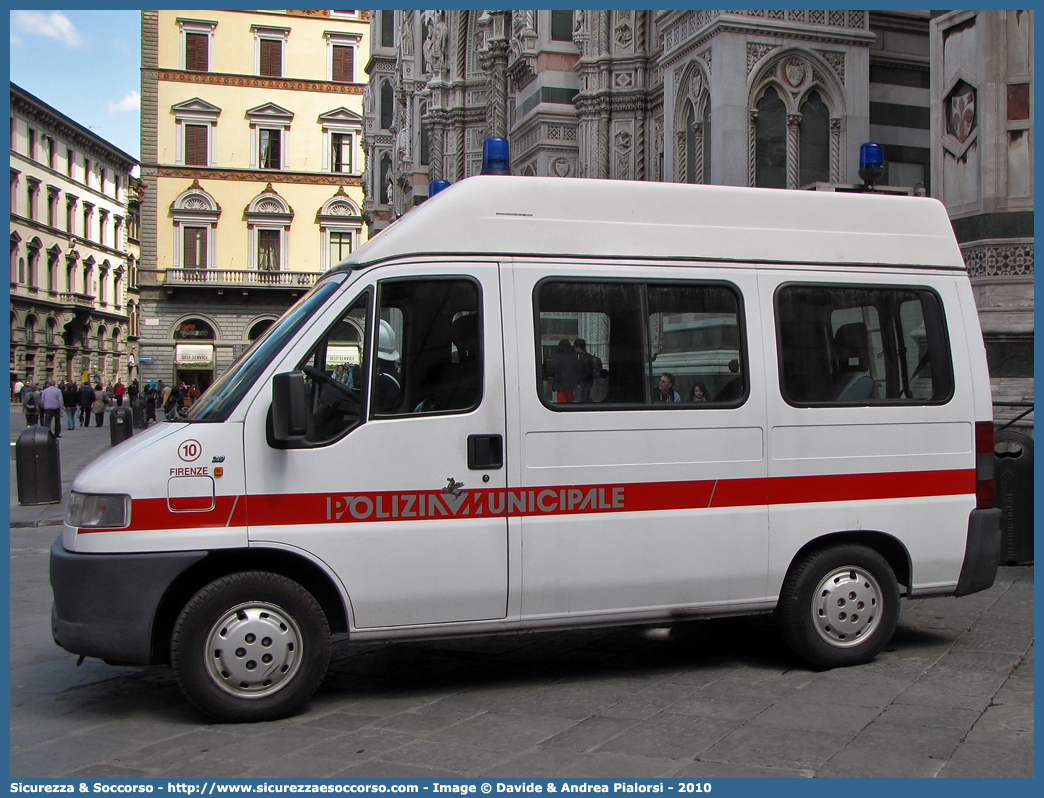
(10, 10, 84, 48)
(11, 32, 21, 46)
(108, 91, 140, 114)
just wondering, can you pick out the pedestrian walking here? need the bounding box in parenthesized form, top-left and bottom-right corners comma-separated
(77, 381, 96, 427)
(62, 381, 79, 429)
(113, 379, 126, 406)
(91, 384, 110, 427)
(40, 379, 65, 437)
(144, 381, 158, 426)
(22, 384, 40, 427)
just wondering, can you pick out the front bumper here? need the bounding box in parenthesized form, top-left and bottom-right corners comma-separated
(954, 508, 1002, 597)
(49, 536, 207, 664)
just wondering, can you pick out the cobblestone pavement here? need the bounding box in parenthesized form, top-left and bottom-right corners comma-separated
(10, 407, 1034, 778)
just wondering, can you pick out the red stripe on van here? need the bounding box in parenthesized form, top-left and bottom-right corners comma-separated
(761, 469, 976, 507)
(78, 468, 975, 534)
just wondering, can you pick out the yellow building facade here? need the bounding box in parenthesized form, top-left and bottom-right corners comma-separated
(140, 10, 369, 390)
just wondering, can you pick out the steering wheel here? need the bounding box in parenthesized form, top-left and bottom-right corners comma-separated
(302, 365, 360, 404)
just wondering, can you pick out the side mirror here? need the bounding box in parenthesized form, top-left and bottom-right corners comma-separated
(272, 371, 308, 441)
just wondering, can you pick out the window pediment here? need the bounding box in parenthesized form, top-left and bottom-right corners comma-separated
(171, 181, 221, 226)
(172, 98, 222, 119)
(317, 187, 360, 221)
(246, 103, 295, 125)
(319, 107, 363, 127)
(246, 184, 294, 225)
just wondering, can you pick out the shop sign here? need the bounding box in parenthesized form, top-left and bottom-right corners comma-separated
(175, 344, 214, 370)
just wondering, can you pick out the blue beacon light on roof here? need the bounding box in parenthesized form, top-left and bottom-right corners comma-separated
(480, 136, 511, 176)
(858, 142, 885, 189)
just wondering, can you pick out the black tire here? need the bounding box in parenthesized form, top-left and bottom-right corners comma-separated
(777, 544, 899, 668)
(171, 572, 330, 722)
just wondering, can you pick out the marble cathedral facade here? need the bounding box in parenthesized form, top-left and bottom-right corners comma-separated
(362, 10, 936, 227)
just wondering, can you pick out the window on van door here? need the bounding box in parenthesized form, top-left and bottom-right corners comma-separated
(536, 281, 745, 408)
(298, 293, 369, 444)
(776, 285, 953, 405)
(373, 278, 483, 417)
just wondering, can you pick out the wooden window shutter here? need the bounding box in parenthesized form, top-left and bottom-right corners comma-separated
(185, 33, 208, 71)
(332, 45, 353, 82)
(260, 39, 282, 77)
(184, 228, 206, 270)
(185, 125, 208, 166)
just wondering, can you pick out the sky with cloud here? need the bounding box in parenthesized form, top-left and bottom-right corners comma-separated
(10, 10, 141, 161)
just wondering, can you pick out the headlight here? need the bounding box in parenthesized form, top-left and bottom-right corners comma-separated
(66, 492, 131, 529)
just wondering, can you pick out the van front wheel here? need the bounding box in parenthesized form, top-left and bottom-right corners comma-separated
(778, 544, 899, 668)
(171, 572, 331, 722)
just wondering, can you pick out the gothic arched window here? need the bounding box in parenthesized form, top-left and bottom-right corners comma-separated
(755, 87, 787, 188)
(799, 91, 830, 187)
(685, 104, 697, 184)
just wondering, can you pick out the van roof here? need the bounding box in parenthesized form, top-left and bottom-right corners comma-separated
(342, 176, 966, 271)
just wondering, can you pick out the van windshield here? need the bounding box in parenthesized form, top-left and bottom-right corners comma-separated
(186, 275, 347, 422)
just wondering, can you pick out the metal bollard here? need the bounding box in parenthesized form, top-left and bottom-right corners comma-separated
(16, 425, 62, 505)
(110, 406, 134, 446)
(995, 430, 1033, 565)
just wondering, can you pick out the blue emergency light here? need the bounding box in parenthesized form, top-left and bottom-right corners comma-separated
(480, 136, 511, 176)
(858, 142, 884, 188)
(428, 179, 451, 196)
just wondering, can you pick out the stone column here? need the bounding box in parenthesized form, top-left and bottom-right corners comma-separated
(692, 121, 704, 184)
(829, 118, 842, 183)
(787, 113, 801, 189)
(747, 109, 758, 186)
(675, 131, 687, 183)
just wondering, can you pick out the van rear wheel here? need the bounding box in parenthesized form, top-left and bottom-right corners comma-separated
(777, 544, 899, 668)
(171, 572, 330, 722)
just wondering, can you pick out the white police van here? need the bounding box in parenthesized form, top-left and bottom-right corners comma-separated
(51, 174, 1001, 722)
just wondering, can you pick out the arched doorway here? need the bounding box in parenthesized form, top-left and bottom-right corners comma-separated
(174, 317, 216, 393)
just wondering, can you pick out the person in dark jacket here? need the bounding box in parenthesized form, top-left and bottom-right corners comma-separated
(144, 381, 158, 426)
(62, 381, 79, 429)
(77, 381, 96, 427)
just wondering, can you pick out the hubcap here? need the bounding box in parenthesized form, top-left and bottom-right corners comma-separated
(204, 601, 303, 699)
(811, 566, 882, 647)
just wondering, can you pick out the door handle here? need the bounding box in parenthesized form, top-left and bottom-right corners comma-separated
(468, 434, 503, 469)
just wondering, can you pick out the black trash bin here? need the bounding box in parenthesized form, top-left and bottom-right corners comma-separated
(110, 406, 134, 446)
(16, 425, 62, 505)
(995, 429, 1033, 565)
(131, 396, 146, 430)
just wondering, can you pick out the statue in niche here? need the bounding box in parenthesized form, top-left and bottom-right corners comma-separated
(422, 11, 448, 74)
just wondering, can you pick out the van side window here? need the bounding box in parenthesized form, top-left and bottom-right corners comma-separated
(374, 278, 483, 416)
(299, 293, 369, 444)
(776, 284, 953, 405)
(536, 280, 747, 408)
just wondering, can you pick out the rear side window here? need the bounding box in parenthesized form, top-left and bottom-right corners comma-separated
(535, 280, 747, 408)
(776, 284, 953, 405)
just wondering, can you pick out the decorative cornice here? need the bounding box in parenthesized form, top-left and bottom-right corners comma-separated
(157, 167, 361, 187)
(158, 70, 364, 95)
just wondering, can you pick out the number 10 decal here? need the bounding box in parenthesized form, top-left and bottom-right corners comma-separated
(178, 439, 202, 462)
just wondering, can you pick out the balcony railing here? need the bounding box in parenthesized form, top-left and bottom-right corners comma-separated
(55, 292, 97, 308)
(165, 269, 323, 288)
